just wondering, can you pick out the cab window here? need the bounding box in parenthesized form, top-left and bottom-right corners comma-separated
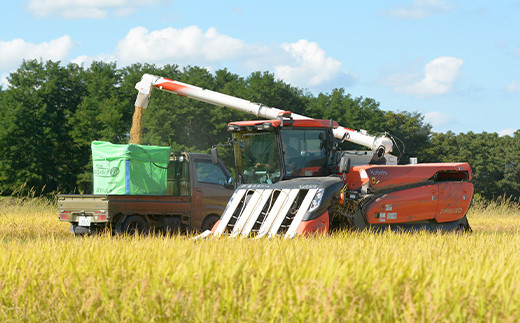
(194, 160, 229, 186)
(280, 129, 328, 177)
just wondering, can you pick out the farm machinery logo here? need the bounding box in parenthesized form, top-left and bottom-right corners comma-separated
(369, 169, 388, 185)
(439, 208, 463, 214)
(369, 169, 388, 176)
(94, 166, 120, 177)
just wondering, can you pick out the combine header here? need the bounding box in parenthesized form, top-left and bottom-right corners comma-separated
(134, 74, 473, 237)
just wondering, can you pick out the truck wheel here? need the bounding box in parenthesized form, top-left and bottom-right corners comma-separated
(122, 215, 149, 236)
(71, 223, 90, 237)
(201, 215, 220, 232)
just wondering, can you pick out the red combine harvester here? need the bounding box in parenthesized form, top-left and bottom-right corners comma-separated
(134, 74, 473, 238)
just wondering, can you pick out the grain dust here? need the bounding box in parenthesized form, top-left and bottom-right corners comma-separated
(129, 106, 144, 144)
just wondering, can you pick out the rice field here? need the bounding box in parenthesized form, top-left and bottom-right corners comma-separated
(1, 196, 520, 322)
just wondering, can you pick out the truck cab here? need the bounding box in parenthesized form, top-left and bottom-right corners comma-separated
(170, 152, 235, 230)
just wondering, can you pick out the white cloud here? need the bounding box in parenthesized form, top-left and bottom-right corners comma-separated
(498, 129, 517, 137)
(506, 80, 520, 93)
(26, 0, 158, 19)
(2, 26, 347, 91)
(114, 26, 350, 89)
(275, 40, 345, 87)
(115, 26, 247, 65)
(71, 53, 116, 67)
(382, 0, 455, 19)
(382, 57, 464, 98)
(0, 36, 75, 70)
(424, 111, 453, 127)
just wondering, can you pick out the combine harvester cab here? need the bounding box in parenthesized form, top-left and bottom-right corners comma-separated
(134, 73, 474, 238)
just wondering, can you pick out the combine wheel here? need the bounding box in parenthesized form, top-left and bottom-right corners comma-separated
(122, 215, 149, 236)
(201, 215, 220, 232)
(457, 215, 472, 233)
(353, 210, 369, 231)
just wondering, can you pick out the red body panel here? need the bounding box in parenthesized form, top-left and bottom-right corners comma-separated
(296, 211, 329, 235)
(365, 184, 438, 224)
(436, 181, 474, 222)
(364, 181, 473, 224)
(211, 219, 221, 234)
(345, 163, 473, 191)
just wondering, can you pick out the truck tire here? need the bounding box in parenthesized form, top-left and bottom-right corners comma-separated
(71, 223, 90, 237)
(201, 215, 220, 232)
(122, 215, 149, 236)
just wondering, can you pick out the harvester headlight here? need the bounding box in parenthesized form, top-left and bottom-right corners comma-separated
(227, 125, 241, 132)
(308, 189, 324, 213)
(255, 122, 274, 131)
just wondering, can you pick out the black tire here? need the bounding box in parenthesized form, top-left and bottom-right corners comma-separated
(353, 210, 368, 231)
(201, 215, 220, 232)
(457, 215, 472, 233)
(71, 223, 89, 237)
(122, 215, 149, 236)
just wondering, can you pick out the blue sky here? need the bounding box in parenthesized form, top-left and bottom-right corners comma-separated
(1, 0, 519, 135)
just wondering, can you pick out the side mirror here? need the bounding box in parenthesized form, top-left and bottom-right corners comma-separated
(211, 147, 218, 165)
(339, 155, 351, 174)
(227, 177, 235, 189)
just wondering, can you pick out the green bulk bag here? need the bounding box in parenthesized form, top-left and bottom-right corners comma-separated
(91, 141, 171, 195)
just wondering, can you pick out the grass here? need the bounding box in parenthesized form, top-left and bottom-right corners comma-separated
(0, 197, 519, 322)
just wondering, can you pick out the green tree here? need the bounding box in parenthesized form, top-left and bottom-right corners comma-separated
(384, 110, 432, 163)
(421, 131, 515, 199)
(497, 131, 520, 199)
(304, 89, 433, 164)
(68, 61, 127, 192)
(140, 66, 216, 151)
(238, 71, 309, 116)
(0, 60, 85, 194)
(305, 89, 385, 131)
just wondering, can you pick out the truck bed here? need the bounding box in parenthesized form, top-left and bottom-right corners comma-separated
(58, 194, 192, 229)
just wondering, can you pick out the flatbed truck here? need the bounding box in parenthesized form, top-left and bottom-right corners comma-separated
(58, 152, 234, 235)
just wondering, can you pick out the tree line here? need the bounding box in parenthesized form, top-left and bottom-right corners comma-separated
(0, 59, 518, 200)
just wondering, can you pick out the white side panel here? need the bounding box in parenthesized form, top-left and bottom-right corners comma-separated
(255, 189, 291, 238)
(213, 189, 247, 236)
(240, 189, 274, 237)
(230, 190, 264, 238)
(284, 189, 318, 239)
(267, 189, 300, 238)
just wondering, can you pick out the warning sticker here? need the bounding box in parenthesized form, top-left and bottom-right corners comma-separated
(387, 213, 397, 220)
